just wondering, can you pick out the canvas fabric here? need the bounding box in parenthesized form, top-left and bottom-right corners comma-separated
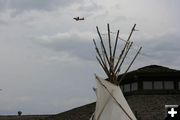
(90, 76, 137, 120)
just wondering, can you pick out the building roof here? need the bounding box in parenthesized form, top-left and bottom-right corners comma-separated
(118, 65, 180, 84)
(133, 65, 179, 73)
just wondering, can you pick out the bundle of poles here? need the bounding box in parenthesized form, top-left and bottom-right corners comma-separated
(93, 24, 142, 85)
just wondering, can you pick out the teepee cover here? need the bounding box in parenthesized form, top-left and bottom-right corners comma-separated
(92, 76, 136, 120)
(90, 24, 141, 120)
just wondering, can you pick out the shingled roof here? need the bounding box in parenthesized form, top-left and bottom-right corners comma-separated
(118, 65, 180, 84)
(133, 65, 179, 73)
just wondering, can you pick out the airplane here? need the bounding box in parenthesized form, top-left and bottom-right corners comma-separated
(73, 17, 85, 21)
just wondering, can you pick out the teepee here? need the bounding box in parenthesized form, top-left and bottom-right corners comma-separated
(90, 24, 142, 120)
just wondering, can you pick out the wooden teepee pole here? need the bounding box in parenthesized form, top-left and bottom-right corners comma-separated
(93, 23, 141, 85)
(107, 24, 116, 83)
(113, 30, 120, 59)
(96, 26, 110, 66)
(115, 42, 133, 74)
(107, 24, 112, 63)
(114, 24, 136, 72)
(93, 39, 110, 77)
(118, 46, 142, 84)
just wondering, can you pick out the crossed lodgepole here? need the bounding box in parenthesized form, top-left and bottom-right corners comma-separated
(93, 24, 142, 85)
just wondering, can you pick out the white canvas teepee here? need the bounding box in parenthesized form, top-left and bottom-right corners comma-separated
(90, 76, 137, 120)
(91, 24, 141, 120)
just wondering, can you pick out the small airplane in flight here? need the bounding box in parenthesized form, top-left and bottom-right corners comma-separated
(73, 17, 85, 21)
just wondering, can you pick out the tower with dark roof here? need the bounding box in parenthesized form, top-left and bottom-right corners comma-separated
(119, 65, 180, 120)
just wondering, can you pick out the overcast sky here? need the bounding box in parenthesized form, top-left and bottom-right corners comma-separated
(0, 0, 180, 115)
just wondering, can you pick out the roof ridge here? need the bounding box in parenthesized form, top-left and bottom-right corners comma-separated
(132, 64, 180, 74)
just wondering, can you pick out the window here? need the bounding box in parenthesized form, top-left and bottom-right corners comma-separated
(164, 81, 174, 89)
(143, 81, 152, 89)
(131, 82, 138, 91)
(154, 81, 163, 89)
(124, 84, 130, 92)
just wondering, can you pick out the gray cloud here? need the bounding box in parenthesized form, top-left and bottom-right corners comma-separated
(131, 33, 180, 69)
(0, 0, 180, 115)
(0, 0, 83, 25)
(0, 0, 82, 12)
(77, 0, 102, 13)
(35, 32, 96, 61)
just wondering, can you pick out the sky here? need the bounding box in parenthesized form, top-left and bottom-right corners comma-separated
(0, 0, 180, 115)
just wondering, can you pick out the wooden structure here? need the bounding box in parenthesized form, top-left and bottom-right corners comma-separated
(93, 24, 142, 85)
(90, 24, 142, 120)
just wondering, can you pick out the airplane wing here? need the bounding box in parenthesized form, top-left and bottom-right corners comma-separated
(73, 17, 84, 21)
(73, 17, 79, 21)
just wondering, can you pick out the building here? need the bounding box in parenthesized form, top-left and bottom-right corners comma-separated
(119, 65, 180, 120)
(47, 65, 180, 120)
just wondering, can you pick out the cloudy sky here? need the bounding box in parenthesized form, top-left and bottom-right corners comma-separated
(0, 0, 180, 115)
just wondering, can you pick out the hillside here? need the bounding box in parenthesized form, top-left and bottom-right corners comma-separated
(0, 103, 95, 120)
